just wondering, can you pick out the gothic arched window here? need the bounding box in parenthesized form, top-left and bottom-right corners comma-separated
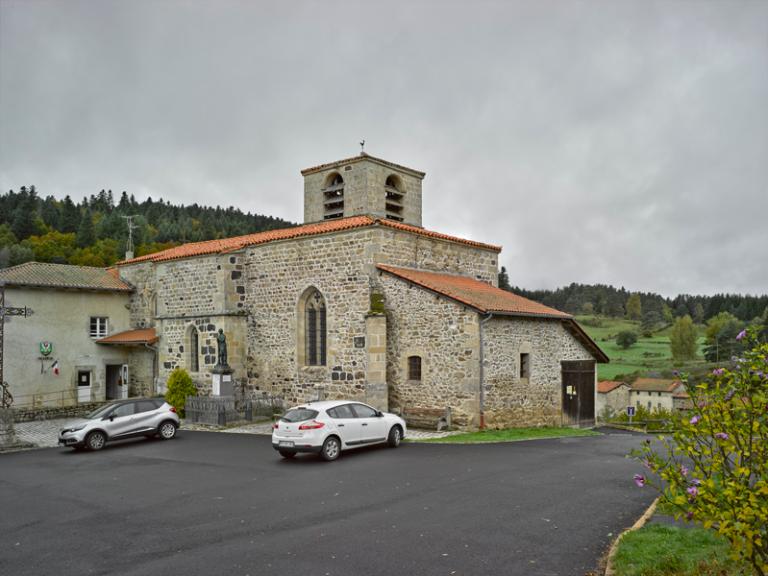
(323, 173, 344, 220)
(299, 288, 327, 366)
(188, 326, 200, 372)
(384, 174, 404, 222)
(306, 290, 327, 366)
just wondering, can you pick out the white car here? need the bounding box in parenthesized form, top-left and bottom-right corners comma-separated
(271, 400, 407, 461)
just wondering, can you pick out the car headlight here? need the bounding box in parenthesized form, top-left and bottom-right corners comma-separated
(65, 425, 86, 433)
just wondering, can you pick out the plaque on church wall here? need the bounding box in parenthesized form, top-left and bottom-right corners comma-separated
(354, 336, 365, 348)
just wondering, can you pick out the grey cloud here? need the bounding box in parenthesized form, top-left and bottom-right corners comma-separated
(1, 0, 766, 296)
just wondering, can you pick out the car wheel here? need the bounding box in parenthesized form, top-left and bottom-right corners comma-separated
(387, 425, 402, 448)
(158, 421, 177, 440)
(320, 436, 341, 461)
(86, 431, 106, 451)
(279, 450, 296, 459)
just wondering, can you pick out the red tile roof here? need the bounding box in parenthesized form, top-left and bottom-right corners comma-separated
(0, 262, 132, 292)
(97, 328, 158, 345)
(117, 216, 500, 265)
(631, 378, 682, 393)
(300, 152, 426, 178)
(377, 264, 569, 318)
(377, 264, 609, 362)
(598, 381, 628, 394)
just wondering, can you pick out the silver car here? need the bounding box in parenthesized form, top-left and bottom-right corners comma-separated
(59, 398, 180, 451)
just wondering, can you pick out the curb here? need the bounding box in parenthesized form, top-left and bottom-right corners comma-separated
(603, 496, 659, 576)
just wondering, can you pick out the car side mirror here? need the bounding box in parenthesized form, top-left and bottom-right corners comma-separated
(376, 411, 384, 417)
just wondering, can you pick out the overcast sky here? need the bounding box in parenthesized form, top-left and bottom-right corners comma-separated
(1, 0, 766, 297)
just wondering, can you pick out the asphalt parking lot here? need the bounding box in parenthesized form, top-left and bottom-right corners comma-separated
(0, 429, 653, 576)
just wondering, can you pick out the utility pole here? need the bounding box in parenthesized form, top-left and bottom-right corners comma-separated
(121, 215, 138, 260)
(0, 283, 34, 408)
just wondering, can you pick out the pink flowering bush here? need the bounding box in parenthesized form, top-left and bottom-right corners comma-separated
(633, 329, 768, 575)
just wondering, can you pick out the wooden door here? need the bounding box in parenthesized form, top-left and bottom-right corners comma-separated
(561, 360, 596, 427)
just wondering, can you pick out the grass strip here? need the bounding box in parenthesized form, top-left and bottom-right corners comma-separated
(415, 427, 600, 444)
(612, 523, 747, 576)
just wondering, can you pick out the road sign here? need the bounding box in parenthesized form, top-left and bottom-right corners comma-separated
(627, 406, 636, 417)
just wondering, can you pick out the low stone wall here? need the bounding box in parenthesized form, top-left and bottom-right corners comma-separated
(12, 402, 106, 423)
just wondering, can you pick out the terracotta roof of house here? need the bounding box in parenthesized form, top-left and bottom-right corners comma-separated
(631, 378, 682, 393)
(300, 152, 426, 178)
(377, 264, 609, 363)
(0, 262, 132, 292)
(598, 381, 628, 394)
(97, 328, 158, 345)
(117, 216, 500, 265)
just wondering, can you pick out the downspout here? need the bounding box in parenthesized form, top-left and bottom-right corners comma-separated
(143, 342, 158, 395)
(478, 312, 494, 429)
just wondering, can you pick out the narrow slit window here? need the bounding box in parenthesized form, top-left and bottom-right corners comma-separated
(190, 327, 199, 372)
(520, 353, 530, 379)
(408, 356, 422, 381)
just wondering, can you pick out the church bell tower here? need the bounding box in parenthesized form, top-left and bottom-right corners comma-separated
(301, 152, 425, 227)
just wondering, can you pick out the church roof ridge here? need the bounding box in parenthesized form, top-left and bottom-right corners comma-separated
(117, 216, 500, 266)
(300, 153, 426, 178)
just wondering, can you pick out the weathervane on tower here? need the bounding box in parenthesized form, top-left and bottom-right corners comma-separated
(359, 139, 365, 154)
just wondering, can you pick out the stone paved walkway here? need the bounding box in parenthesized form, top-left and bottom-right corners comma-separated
(10, 418, 457, 450)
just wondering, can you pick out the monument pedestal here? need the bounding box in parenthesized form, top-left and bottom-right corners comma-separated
(211, 364, 234, 397)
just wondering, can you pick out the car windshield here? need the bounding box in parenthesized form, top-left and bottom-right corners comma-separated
(281, 408, 319, 423)
(86, 403, 119, 419)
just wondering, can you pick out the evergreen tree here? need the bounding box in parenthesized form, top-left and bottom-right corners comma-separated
(11, 187, 40, 239)
(60, 196, 80, 233)
(76, 208, 96, 248)
(498, 266, 511, 290)
(40, 195, 61, 229)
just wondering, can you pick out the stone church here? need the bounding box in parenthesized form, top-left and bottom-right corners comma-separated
(115, 153, 607, 429)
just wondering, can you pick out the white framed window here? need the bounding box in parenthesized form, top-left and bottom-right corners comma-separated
(90, 317, 109, 339)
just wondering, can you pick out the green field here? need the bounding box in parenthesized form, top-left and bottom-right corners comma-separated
(574, 315, 709, 380)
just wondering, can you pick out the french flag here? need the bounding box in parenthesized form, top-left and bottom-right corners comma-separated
(52, 360, 60, 376)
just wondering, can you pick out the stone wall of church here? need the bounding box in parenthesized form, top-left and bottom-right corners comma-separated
(119, 225, 500, 403)
(242, 227, 498, 406)
(482, 317, 594, 428)
(120, 253, 248, 390)
(368, 227, 499, 286)
(118, 262, 156, 328)
(243, 232, 372, 405)
(378, 273, 481, 428)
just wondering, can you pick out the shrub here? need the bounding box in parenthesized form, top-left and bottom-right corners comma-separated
(165, 368, 197, 418)
(633, 329, 768, 575)
(616, 330, 638, 349)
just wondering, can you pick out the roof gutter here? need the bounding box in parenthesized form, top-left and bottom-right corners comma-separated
(478, 312, 494, 429)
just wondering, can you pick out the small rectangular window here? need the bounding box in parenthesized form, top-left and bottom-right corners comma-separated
(90, 317, 108, 338)
(520, 353, 530, 379)
(408, 356, 422, 381)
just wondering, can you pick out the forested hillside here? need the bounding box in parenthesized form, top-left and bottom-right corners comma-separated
(0, 186, 295, 267)
(498, 267, 768, 323)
